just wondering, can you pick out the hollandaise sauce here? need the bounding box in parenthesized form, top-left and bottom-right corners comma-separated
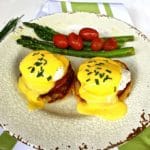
(18, 50, 69, 110)
(77, 57, 127, 120)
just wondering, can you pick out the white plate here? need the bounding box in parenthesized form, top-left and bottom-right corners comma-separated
(0, 12, 150, 150)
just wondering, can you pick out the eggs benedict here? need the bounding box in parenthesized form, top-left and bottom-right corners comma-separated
(74, 57, 132, 120)
(18, 50, 74, 110)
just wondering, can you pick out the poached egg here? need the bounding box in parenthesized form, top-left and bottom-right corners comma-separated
(76, 57, 131, 120)
(18, 50, 69, 109)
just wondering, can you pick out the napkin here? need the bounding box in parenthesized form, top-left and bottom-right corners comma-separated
(0, 1, 149, 150)
(36, 0, 133, 25)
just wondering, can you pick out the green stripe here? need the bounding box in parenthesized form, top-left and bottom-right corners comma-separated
(119, 126, 150, 150)
(0, 131, 17, 150)
(71, 2, 100, 13)
(61, 1, 67, 13)
(103, 3, 113, 17)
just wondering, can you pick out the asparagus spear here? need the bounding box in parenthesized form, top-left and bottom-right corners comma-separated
(17, 35, 135, 58)
(103, 35, 134, 42)
(84, 36, 133, 49)
(0, 16, 22, 42)
(23, 22, 134, 44)
(23, 22, 57, 41)
(84, 41, 125, 51)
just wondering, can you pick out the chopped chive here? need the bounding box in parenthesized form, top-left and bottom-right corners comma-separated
(88, 60, 96, 63)
(41, 53, 44, 57)
(32, 52, 39, 56)
(85, 69, 90, 72)
(94, 70, 99, 75)
(30, 67, 35, 73)
(103, 77, 107, 82)
(40, 66, 44, 71)
(87, 65, 91, 67)
(105, 69, 112, 73)
(99, 73, 105, 78)
(86, 78, 90, 82)
(103, 75, 112, 82)
(43, 59, 47, 65)
(38, 57, 43, 61)
(97, 67, 102, 70)
(34, 61, 42, 66)
(114, 86, 117, 92)
(47, 75, 52, 81)
(95, 71, 99, 76)
(37, 71, 44, 77)
(87, 72, 92, 75)
(27, 66, 32, 69)
(95, 79, 99, 85)
(36, 67, 44, 77)
(95, 62, 104, 66)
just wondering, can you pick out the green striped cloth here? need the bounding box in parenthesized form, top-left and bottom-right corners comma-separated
(0, 1, 149, 150)
(36, 0, 133, 24)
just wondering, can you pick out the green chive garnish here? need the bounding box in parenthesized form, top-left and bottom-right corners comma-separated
(36, 67, 44, 77)
(87, 65, 91, 67)
(38, 57, 43, 61)
(88, 60, 96, 63)
(99, 73, 105, 78)
(87, 72, 92, 75)
(95, 79, 99, 85)
(47, 75, 52, 81)
(86, 78, 90, 82)
(41, 53, 44, 57)
(97, 67, 102, 70)
(34, 61, 42, 66)
(32, 52, 39, 56)
(114, 86, 117, 92)
(95, 62, 104, 66)
(103, 75, 112, 82)
(30, 67, 35, 73)
(85, 69, 90, 72)
(95, 71, 99, 76)
(43, 59, 47, 65)
(28, 66, 32, 69)
(105, 69, 112, 73)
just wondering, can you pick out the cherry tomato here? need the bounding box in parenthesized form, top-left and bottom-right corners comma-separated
(91, 38, 104, 51)
(103, 38, 118, 51)
(79, 27, 99, 41)
(53, 34, 68, 49)
(68, 32, 83, 50)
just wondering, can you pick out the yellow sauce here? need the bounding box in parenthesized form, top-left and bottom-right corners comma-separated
(18, 50, 69, 110)
(77, 57, 127, 120)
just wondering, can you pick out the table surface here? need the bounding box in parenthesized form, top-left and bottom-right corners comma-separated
(0, 0, 150, 37)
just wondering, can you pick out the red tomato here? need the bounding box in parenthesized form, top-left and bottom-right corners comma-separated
(91, 38, 104, 51)
(53, 34, 68, 49)
(103, 38, 118, 51)
(79, 27, 99, 41)
(68, 32, 83, 50)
